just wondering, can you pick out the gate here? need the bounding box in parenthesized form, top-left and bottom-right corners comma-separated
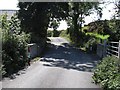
(106, 41, 120, 58)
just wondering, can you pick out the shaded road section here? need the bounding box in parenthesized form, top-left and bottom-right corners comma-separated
(2, 37, 101, 88)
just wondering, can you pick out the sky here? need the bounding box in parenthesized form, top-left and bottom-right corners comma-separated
(0, 0, 117, 30)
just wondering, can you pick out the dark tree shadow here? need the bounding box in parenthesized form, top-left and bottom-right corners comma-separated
(41, 43, 100, 72)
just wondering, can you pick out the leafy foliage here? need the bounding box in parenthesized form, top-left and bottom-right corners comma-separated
(18, 2, 104, 46)
(47, 30, 53, 37)
(93, 56, 120, 90)
(18, 2, 69, 42)
(86, 32, 109, 40)
(109, 19, 120, 41)
(67, 2, 101, 45)
(1, 14, 30, 75)
(59, 30, 71, 43)
(49, 19, 60, 31)
(84, 19, 120, 41)
(49, 19, 60, 37)
(47, 30, 60, 37)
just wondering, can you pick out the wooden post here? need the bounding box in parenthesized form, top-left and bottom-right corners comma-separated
(118, 40, 120, 58)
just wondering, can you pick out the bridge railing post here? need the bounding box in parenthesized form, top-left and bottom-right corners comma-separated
(103, 39, 107, 57)
(118, 40, 120, 59)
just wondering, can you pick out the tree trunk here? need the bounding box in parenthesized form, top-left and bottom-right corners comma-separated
(73, 13, 79, 44)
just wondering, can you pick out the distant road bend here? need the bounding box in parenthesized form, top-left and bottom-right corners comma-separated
(2, 37, 101, 88)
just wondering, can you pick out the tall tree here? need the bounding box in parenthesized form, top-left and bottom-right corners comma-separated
(18, 2, 49, 43)
(115, 1, 120, 40)
(110, 1, 120, 41)
(18, 2, 69, 42)
(67, 2, 101, 45)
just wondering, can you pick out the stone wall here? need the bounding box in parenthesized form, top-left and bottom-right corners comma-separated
(97, 44, 106, 58)
(27, 41, 46, 59)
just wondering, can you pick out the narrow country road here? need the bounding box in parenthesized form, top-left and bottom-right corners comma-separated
(2, 37, 101, 88)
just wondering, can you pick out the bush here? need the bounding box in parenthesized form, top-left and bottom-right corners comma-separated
(93, 56, 120, 90)
(84, 37, 98, 53)
(47, 30, 53, 37)
(59, 30, 71, 42)
(1, 14, 30, 75)
(53, 30, 60, 37)
(2, 30, 29, 74)
(47, 30, 61, 37)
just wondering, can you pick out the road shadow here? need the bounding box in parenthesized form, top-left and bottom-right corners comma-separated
(41, 43, 100, 72)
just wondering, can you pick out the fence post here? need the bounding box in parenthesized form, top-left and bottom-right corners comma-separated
(103, 39, 107, 57)
(118, 40, 120, 58)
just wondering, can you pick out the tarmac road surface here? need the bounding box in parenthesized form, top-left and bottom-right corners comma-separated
(2, 37, 101, 89)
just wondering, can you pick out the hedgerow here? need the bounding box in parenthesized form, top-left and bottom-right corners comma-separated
(93, 56, 120, 90)
(1, 14, 30, 76)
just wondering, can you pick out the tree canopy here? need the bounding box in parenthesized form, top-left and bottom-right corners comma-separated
(67, 2, 101, 45)
(18, 2, 69, 39)
(18, 2, 103, 43)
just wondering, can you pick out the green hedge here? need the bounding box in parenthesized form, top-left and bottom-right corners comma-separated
(2, 31, 29, 75)
(1, 14, 30, 76)
(93, 56, 120, 90)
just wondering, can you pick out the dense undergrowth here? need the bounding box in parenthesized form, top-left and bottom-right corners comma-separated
(93, 56, 120, 90)
(1, 14, 30, 76)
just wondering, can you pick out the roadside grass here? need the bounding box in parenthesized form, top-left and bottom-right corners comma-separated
(47, 29, 71, 42)
(59, 30, 72, 43)
(31, 57, 41, 63)
(80, 47, 87, 51)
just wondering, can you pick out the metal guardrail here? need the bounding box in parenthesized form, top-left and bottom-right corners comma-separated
(106, 40, 120, 58)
